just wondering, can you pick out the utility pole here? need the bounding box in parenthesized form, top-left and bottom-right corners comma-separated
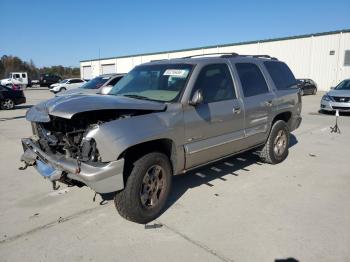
(98, 48, 101, 75)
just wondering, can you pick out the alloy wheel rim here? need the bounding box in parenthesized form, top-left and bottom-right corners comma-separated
(140, 164, 166, 209)
(2, 99, 14, 109)
(273, 130, 287, 157)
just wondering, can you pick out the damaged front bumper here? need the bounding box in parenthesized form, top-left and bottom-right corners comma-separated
(20, 138, 125, 193)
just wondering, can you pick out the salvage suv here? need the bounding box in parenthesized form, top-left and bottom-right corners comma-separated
(20, 54, 302, 223)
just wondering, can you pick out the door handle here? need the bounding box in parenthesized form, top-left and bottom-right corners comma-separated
(264, 101, 273, 107)
(233, 106, 241, 114)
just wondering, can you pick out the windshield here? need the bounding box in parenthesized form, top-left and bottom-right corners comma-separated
(59, 79, 68, 83)
(80, 76, 110, 89)
(335, 80, 350, 90)
(109, 64, 193, 102)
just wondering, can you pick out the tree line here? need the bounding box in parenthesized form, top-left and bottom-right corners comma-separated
(0, 55, 80, 80)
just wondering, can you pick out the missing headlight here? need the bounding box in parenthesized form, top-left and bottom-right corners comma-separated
(80, 138, 100, 162)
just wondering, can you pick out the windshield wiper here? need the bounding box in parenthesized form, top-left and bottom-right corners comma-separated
(122, 94, 153, 101)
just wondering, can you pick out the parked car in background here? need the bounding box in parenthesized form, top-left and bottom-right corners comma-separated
(39, 74, 62, 87)
(0, 85, 26, 110)
(20, 54, 302, 223)
(320, 79, 350, 113)
(297, 78, 317, 95)
(57, 74, 124, 96)
(0, 72, 29, 89)
(49, 78, 86, 93)
(29, 80, 40, 87)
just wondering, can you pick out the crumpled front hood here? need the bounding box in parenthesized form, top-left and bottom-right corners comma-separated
(327, 89, 350, 97)
(26, 94, 166, 122)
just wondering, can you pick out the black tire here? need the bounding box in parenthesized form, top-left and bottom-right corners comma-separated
(1, 98, 15, 110)
(313, 88, 317, 95)
(114, 152, 172, 224)
(260, 120, 290, 164)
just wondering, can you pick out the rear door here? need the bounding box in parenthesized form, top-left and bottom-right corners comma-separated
(234, 62, 275, 146)
(183, 63, 245, 168)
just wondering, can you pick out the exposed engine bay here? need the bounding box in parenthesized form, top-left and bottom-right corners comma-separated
(32, 109, 152, 163)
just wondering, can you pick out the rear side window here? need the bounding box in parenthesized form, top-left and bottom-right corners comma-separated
(236, 63, 269, 97)
(264, 61, 296, 90)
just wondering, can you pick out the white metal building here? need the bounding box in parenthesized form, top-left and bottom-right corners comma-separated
(80, 29, 350, 91)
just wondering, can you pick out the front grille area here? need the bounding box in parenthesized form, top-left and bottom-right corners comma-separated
(332, 96, 350, 103)
(332, 106, 350, 111)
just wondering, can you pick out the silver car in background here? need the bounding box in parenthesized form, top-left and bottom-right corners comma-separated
(57, 74, 124, 96)
(321, 79, 350, 112)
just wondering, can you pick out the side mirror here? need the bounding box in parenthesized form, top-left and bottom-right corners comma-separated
(189, 89, 203, 106)
(100, 85, 113, 95)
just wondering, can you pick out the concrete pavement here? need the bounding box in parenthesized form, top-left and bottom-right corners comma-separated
(0, 90, 349, 262)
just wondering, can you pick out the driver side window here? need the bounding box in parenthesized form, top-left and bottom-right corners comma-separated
(192, 64, 236, 103)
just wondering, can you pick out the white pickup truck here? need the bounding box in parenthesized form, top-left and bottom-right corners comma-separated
(1, 72, 29, 89)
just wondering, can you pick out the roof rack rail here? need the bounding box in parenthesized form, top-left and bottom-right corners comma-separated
(181, 52, 239, 59)
(150, 59, 168, 62)
(250, 55, 278, 60)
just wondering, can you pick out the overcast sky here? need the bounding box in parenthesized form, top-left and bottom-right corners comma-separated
(1, 0, 349, 67)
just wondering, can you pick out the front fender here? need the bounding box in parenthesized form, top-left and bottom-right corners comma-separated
(90, 104, 185, 163)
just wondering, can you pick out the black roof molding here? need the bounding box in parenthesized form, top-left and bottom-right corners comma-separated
(80, 28, 350, 63)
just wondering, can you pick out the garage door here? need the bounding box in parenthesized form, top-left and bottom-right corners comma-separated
(82, 66, 92, 80)
(101, 64, 116, 74)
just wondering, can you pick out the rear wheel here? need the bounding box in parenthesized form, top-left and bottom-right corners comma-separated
(260, 120, 290, 164)
(1, 98, 15, 110)
(114, 152, 172, 224)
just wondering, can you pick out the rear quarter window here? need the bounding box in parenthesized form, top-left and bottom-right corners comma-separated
(264, 61, 296, 90)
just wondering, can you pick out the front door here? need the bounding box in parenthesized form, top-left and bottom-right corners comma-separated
(183, 63, 245, 168)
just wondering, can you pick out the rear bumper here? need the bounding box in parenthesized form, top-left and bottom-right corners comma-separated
(15, 97, 26, 105)
(290, 115, 302, 131)
(20, 138, 125, 193)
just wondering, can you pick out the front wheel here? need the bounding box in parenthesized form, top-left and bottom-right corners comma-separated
(114, 152, 172, 224)
(1, 98, 15, 110)
(260, 120, 290, 164)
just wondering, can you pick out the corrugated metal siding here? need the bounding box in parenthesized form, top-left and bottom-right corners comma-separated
(81, 31, 350, 91)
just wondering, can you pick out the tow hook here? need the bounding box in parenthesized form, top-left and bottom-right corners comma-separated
(19, 162, 29, 170)
(75, 157, 81, 174)
(52, 181, 60, 190)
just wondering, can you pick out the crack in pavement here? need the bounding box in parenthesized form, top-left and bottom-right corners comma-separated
(160, 222, 234, 262)
(0, 205, 107, 245)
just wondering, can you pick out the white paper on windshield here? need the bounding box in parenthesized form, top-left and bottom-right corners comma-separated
(163, 69, 189, 78)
